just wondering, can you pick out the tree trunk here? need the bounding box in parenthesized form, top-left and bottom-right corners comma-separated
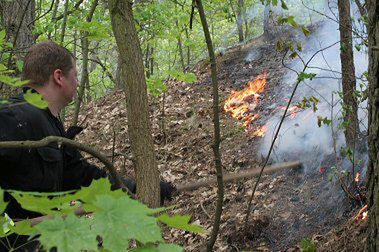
(0, 0, 36, 58)
(185, 27, 190, 69)
(337, 0, 360, 149)
(145, 44, 150, 78)
(72, 0, 98, 126)
(48, 0, 59, 39)
(195, 0, 224, 251)
(237, 0, 244, 43)
(367, 0, 379, 250)
(60, 0, 70, 44)
(0, 0, 36, 98)
(177, 21, 185, 72)
(149, 46, 154, 76)
(72, 33, 89, 126)
(263, 3, 271, 39)
(108, 0, 160, 207)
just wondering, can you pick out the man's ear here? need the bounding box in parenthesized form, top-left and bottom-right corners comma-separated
(52, 69, 64, 87)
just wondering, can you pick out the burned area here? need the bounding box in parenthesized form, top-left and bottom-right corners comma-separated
(73, 29, 368, 251)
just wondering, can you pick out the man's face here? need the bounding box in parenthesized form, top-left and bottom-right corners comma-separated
(61, 58, 78, 105)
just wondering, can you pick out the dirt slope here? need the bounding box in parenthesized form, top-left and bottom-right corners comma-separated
(72, 35, 367, 251)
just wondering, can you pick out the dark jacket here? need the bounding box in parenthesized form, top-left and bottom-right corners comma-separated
(0, 92, 107, 220)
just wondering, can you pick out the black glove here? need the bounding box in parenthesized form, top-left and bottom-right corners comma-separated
(160, 181, 176, 204)
(121, 178, 176, 205)
(66, 126, 83, 140)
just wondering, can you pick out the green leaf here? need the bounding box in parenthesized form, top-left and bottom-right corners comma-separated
(135, 243, 183, 252)
(0, 188, 8, 214)
(0, 216, 11, 237)
(10, 220, 34, 236)
(92, 194, 163, 251)
(300, 238, 316, 252)
(289, 52, 298, 59)
(301, 27, 311, 37)
(297, 72, 316, 82)
(281, 0, 288, 10)
(34, 214, 98, 252)
(0, 30, 5, 45)
(75, 178, 125, 209)
(23, 89, 49, 109)
(16, 60, 24, 72)
(158, 214, 206, 234)
(10, 190, 78, 215)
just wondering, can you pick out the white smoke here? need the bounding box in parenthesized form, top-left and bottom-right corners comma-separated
(258, 0, 368, 173)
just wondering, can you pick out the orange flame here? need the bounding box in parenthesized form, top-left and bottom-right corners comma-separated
(224, 73, 267, 136)
(355, 172, 361, 183)
(355, 204, 368, 221)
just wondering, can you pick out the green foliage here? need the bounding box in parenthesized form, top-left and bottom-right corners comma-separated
(0, 178, 204, 251)
(297, 72, 316, 82)
(0, 188, 8, 214)
(158, 214, 206, 234)
(300, 238, 316, 252)
(297, 96, 319, 112)
(34, 214, 98, 252)
(23, 89, 49, 109)
(317, 116, 331, 127)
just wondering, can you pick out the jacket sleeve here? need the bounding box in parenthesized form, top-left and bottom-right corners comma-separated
(62, 146, 107, 190)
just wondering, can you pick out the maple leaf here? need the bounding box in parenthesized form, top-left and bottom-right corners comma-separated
(10, 220, 34, 236)
(134, 243, 183, 252)
(91, 194, 163, 251)
(158, 214, 206, 234)
(0, 188, 8, 214)
(34, 214, 97, 252)
(9, 191, 78, 215)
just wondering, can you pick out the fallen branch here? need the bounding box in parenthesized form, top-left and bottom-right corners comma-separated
(0, 136, 132, 196)
(175, 160, 302, 192)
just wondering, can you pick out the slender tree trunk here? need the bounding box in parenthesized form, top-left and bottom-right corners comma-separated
(185, 27, 190, 69)
(195, 0, 224, 251)
(108, 0, 160, 207)
(237, 0, 244, 42)
(60, 0, 70, 44)
(337, 0, 360, 149)
(72, 0, 99, 126)
(367, 0, 379, 250)
(177, 22, 185, 71)
(263, 3, 272, 39)
(145, 43, 150, 78)
(150, 46, 154, 76)
(48, 0, 59, 39)
(72, 33, 89, 126)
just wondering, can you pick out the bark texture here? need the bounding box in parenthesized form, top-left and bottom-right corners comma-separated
(337, 0, 360, 149)
(108, 0, 160, 207)
(0, 0, 35, 57)
(237, 0, 244, 42)
(367, 0, 379, 250)
(0, 0, 35, 98)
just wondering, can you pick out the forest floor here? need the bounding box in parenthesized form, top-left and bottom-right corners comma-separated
(73, 34, 368, 251)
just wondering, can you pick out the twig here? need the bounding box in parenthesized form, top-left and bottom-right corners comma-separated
(200, 201, 212, 219)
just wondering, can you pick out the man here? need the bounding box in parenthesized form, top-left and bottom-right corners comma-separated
(0, 41, 173, 251)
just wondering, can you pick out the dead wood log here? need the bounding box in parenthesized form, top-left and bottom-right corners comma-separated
(175, 160, 302, 193)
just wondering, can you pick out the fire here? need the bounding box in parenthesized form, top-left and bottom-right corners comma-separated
(224, 73, 267, 136)
(355, 204, 368, 221)
(355, 172, 361, 183)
